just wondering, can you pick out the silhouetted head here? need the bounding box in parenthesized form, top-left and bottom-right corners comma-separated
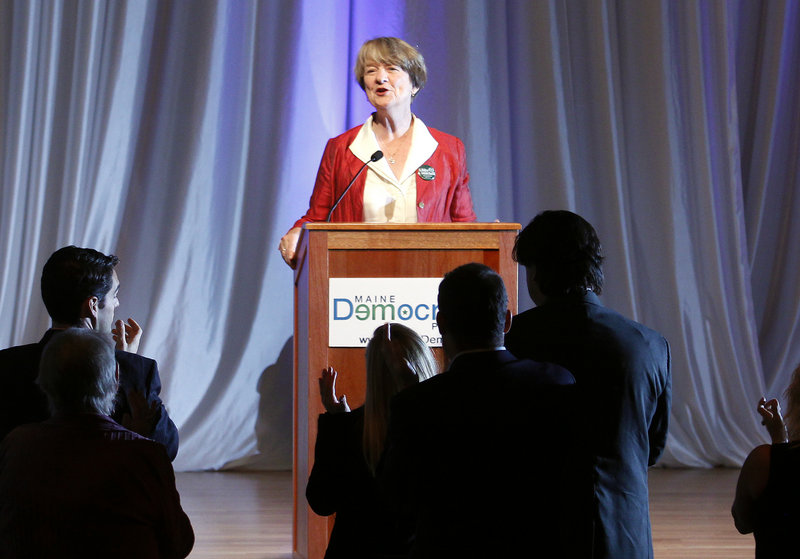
(437, 263, 509, 354)
(513, 210, 604, 302)
(41, 246, 120, 329)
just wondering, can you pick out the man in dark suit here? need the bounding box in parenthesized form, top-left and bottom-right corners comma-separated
(380, 262, 578, 558)
(0, 328, 194, 558)
(0, 246, 179, 460)
(504, 210, 672, 559)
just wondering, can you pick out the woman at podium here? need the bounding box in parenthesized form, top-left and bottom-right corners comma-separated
(279, 36, 476, 268)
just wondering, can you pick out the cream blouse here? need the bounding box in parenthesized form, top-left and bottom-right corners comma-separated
(348, 114, 439, 223)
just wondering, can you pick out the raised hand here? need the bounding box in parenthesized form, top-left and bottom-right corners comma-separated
(120, 388, 159, 437)
(319, 366, 350, 413)
(757, 397, 789, 444)
(112, 318, 143, 354)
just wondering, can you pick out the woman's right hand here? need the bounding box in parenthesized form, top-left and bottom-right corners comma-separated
(279, 227, 302, 269)
(319, 366, 349, 414)
(757, 397, 789, 444)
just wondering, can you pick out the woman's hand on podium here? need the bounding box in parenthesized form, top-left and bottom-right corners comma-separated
(319, 366, 350, 414)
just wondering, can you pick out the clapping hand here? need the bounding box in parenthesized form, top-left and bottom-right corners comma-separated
(757, 397, 789, 444)
(121, 388, 159, 437)
(112, 318, 143, 354)
(319, 366, 350, 413)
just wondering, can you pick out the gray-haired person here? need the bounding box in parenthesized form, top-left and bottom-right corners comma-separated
(0, 328, 194, 559)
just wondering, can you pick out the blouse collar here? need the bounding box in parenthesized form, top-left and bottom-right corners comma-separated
(349, 114, 438, 183)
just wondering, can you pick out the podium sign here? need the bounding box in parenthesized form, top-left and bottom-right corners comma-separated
(328, 277, 442, 347)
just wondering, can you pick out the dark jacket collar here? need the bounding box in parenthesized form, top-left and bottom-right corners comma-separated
(448, 348, 517, 372)
(543, 290, 602, 308)
(38, 328, 60, 346)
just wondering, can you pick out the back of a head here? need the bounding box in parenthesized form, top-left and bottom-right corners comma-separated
(438, 263, 507, 349)
(366, 322, 437, 401)
(41, 246, 119, 325)
(513, 210, 604, 298)
(363, 322, 437, 473)
(37, 328, 118, 416)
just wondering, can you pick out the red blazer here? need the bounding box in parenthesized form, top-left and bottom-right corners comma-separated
(292, 124, 476, 228)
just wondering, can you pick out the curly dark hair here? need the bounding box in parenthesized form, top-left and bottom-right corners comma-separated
(41, 246, 119, 324)
(513, 210, 604, 298)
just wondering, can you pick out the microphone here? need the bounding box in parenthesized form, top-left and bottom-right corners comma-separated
(326, 150, 384, 222)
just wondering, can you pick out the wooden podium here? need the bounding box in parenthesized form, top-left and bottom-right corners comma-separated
(292, 223, 521, 559)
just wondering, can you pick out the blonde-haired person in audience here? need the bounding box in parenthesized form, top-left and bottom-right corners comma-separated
(306, 323, 436, 559)
(733, 363, 800, 557)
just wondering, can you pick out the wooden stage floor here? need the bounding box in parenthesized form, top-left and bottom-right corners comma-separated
(176, 467, 754, 558)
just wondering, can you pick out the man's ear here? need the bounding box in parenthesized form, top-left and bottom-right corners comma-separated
(80, 296, 99, 327)
(503, 309, 513, 334)
(436, 311, 448, 335)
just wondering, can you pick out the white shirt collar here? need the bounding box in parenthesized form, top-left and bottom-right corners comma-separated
(349, 114, 438, 183)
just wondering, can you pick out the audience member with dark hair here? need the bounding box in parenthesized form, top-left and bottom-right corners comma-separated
(505, 210, 672, 559)
(0, 246, 179, 460)
(733, 363, 800, 557)
(0, 328, 193, 558)
(306, 323, 437, 559)
(380, 263, 578, 557)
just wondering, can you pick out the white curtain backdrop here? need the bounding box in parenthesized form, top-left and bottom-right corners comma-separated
(1, 0, 798, 471)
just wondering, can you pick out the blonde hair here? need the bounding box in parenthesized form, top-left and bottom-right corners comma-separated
(354, 37, 427, 93)
(784, 363, 800, 440)
(363, 323, 437, 473)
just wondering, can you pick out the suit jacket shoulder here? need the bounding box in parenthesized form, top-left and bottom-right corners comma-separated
(112, 349, 180, 461)
(0, 343, 50, 440)
(0, 332, 179, 461)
